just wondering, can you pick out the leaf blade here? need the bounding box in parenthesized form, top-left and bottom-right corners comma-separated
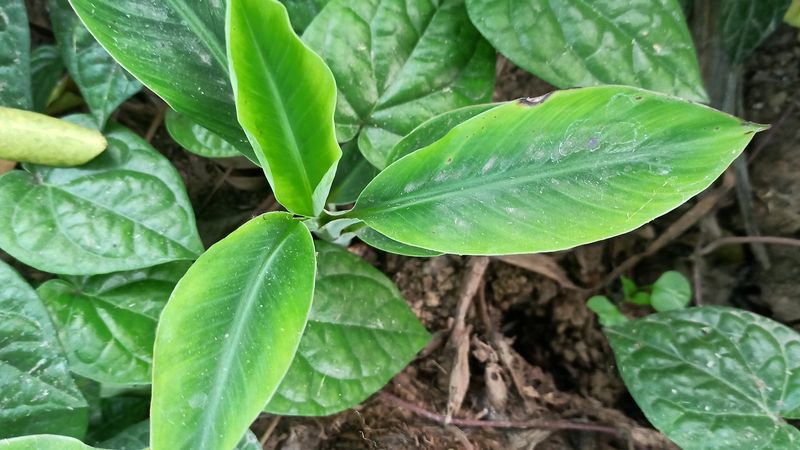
(466, 0, 708, 101)
(0, 436, 98, 450)
(227, 0, 341, 216)
(0, 119, 203, 275)
(67, 0, 256, 161)
(351, 86, 763, 255)
(151, 213, 315, 450)
(0, 261, 89, 439)
(49, 0, 142, 127)
(100, 420, 261, 450)
(303, 0, 496, 169)
(722, 0, 793, 63)
(37, 262, 190, 385)
(606, 306, 800, 449)
(266, 242, 430, 415)
(30, 45, 65, 113)
(0, 0, 32, 109)
(165, 110, 240, 159)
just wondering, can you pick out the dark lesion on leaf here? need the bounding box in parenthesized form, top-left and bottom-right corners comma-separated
(517, 92, 552, 107)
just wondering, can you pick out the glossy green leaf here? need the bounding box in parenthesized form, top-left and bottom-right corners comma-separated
(67, 0, 256, 161)
(0, 107, 107, 165)
(303, 0, 496, 169)
(50, 0, 141, 127)
(357, 227, 443, 258)
(0, 0, 31, 109)
(650, 270, 691, 311)
(280, 0, 330, 33)
(466, 0, 708, 102)
(721, 0, 793, 64)
(85, 392, 150, 443)
(99, 421, 149, 450)
(587, 296, 628, 327)
(351, 86, 764, 255)
(228, 0, 341, 217)
(37, 262, 190, 385)
(0, 261, 88, 439)
(607, 306, 800, 450)
(389, 103, 498, 164)
(30, 45, 66, 113)
(165, 110, 239, 159)
(0, 119, 203, 275)
(328, 141, 378, 206)
(100, 420, 261, 450)
(0, 436, 99, 450)
(267, 241, 430, 415)
(151, 212, 315, 450)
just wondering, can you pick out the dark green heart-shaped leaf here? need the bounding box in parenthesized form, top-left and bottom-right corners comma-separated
(67, 0, 256, 161)
(466, 0, 708, 101)
(99, 421, 149, 450)
(351, 86, 764, 255)
(0, 119, 203, 275)
(0, 0, 31, 109)
(389, 103, 498, 164)
(328, 141, 378, 206)
(607, 306, 800, 450)
(228, 0, 341, 217)
(303, 0, 496, 169)
(30, 45, 65, 113)
(0, 436, 98, 450)
(100, 420, 261, 450)
(0, 261, 89, 439)
(267, 241, 429, 415)
(0, 107, 107, 166)
(151, 212, 315, 450)
(37, 262, 190, 385)
(165, 110, 239, 159)
(50, 0, 141, 127)
(721, 0, 792, 64)
(280, 0, 330, 33)
(85, 391, 150, 444)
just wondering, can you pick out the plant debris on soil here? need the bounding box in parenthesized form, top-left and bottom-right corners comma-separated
(5, 2, 800, 449)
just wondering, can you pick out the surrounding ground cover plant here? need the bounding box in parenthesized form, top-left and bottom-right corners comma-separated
(588, 270, 693, 326)
(0, 0, 797, 449)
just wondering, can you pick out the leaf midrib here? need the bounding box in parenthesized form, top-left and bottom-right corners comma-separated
(239, 7, 315, 212)
(354, 151, 654, 217)
(195, 222, 296, 448)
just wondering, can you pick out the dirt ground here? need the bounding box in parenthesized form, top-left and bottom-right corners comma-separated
(7, 3, 800, 449)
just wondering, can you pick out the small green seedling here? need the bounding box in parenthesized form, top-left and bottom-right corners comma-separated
(588, 270, 692, 327)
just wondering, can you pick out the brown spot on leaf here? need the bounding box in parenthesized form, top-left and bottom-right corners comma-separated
(518, 92, 552, 106)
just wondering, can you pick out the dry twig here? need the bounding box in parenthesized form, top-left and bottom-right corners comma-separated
(379, 391, 623, 436)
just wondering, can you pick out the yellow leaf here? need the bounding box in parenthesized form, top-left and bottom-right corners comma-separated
(0, 107, 107, 166)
